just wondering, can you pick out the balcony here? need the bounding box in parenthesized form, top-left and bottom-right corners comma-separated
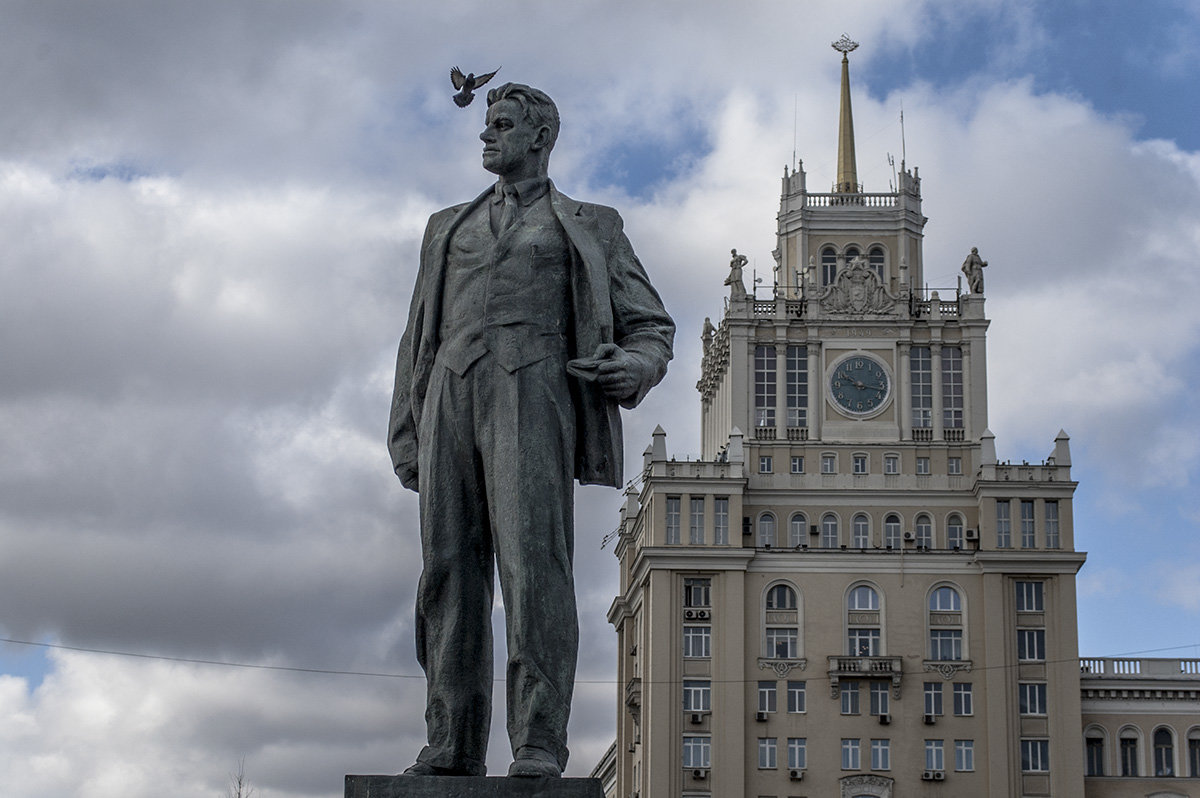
(828, 655, 903, 698)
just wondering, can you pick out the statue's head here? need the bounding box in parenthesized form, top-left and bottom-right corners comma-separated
(480, 83, 559, 180)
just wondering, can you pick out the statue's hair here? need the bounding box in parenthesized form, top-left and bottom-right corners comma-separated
(486, 83, 560, 151)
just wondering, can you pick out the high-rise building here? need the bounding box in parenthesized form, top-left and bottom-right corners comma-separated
(598, 39, 1200, 798)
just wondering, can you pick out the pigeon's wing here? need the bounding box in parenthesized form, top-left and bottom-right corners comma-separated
(450, 66, 467, 90)
(474, 68, 500, 88)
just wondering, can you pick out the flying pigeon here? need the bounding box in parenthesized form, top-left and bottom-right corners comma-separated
(450, 66, 500, 107)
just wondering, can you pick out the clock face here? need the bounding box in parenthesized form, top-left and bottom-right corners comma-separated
(830, 354, 892, 417)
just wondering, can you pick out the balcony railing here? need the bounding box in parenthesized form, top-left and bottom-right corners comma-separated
(828, 655, 904, 698)
(804, 192, 899, 208)
(1079, 658, 1200, 678)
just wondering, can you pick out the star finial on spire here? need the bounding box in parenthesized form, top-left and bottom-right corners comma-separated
(832, 34, 859, 56)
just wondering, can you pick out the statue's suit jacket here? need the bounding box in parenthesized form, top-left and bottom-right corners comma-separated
(389, 182, 674, 491)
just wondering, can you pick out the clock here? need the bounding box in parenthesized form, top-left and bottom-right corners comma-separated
(829, 354, 892, 417)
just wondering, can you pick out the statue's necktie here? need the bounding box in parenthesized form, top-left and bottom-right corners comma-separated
(498, 184, 519, 233)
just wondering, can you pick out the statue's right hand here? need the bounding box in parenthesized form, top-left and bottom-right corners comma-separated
(398, 465, 419, 492)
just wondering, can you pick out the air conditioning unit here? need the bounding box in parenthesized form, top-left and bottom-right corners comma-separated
(755, 710, 769, 722)
(691, 768, 709, 780)
(965, 528, 979, 541)
(924, 713, 936, 725)
(789, 768, 805, 781)
(689, 712, 704, 725)
(921, 770, 936, 781)
(684, 609, 696, 619)
(903, 531, 915, 542)
(809, 524, 819, 535)
(878, 713, 891, 725)
(933, 770, 946, 781)
(696, 609, 711, 620)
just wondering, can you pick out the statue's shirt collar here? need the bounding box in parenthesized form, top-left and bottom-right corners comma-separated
(493, 177, 550, 208)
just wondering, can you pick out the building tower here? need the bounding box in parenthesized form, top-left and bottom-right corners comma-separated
(606, 39, 1088, 798)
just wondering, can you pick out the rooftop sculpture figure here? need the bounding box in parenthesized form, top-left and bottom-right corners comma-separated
(388, 82, 674, 779)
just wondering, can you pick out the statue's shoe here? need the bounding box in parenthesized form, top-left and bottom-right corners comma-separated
(507, 747, 562, 778)
(400, 761, 477, 777)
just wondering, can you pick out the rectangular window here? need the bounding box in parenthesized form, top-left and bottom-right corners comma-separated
(852, 454, 868, 474)
(683, 680, 711, 712)
(942, 346, 963, 429)
(953, 683, 973, 716)
(1021, 499, 1036, 548)
(666, 497, 681, 544)
(1021, 738, 1050, 772)
(996, 500, 1012, 548)
(713, 498, 729, 545)
(911, 346, 932, 428)
(871, 738, 890, 770)
(787, 681, 806, 713)
(790, 456, 804, 474)
(847, 628, 880, 656)
(948, 456, 962, 475)
(758, 737, 777, 769)
(930, 630, 963, 661)
(1015, 580, 1044, 612)
(924, 682, 943, 717)
(840, 680, 860, 715)
(758, 681, 777, 713)
(916, 456, 930, 475)
(1019, 682, 1048, 716)
(684, 578, 711, 608)
(785, 345, 807, 428)
(821, 454, 836, 474)
(841, 738, 861, 770)
(765, 627, 797, 659)
(682, 735, 711, 768)
(869, 682, 889, 716)
(955, 740, 975, 772)
(1085, 736, 1104, 776)
(1121, 737, 1138, 776)
(683, 625, 711, 658)
(759, 455, 773, 474)
(689, 498, 705, 544)
(925, 739, 945, 771)
(1017, 629, 1046, 662)
(884, 454, 899, 474)
(755, 345, 777, 429)
(1045, 500, 1060, 548)
(787, 737, 807, 769)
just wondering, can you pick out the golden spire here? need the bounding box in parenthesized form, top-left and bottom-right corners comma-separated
(832, 34, 859, 194)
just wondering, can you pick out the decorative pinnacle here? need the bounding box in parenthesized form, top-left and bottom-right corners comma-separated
(832, 34, 859, 56)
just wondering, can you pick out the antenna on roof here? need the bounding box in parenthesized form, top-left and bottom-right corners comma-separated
(887, 153, 896, 193)
(792, 93, 798, 173)
(900, 102, 907, 171)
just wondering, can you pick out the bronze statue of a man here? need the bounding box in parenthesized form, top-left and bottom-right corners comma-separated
(388, 83, 674, 778)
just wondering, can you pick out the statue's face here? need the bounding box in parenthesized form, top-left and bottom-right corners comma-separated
(480, 99, 541, 178)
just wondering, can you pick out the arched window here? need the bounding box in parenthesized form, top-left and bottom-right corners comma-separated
(821, 246, 837, 286)
(929, 587, 961, 611)
(1187, 727, 1200, 777)
(915, 514, 933, 549)
(763, 581, 801, 660)
(868, 245, 886, 282)
(1154, 727, 1175, 777)
(788, 513, 807, 548)
(884, 514, 902, 549)
(947, 514, 965, 550)
(849, 585, 879, 610)
(852, 514, 870, 548)
(1085, 726, 1107, 776)
(1120, 727, 1141, 776)
(758, 513, 776, 547)
(821, 513, 839, 548)
(845, 245, 861, 266)
(767, 584, 797, 609)
(928, 584, 965, 661)
(846, 583, 881, 656)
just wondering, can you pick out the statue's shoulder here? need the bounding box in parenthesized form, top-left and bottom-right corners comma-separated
(551, 187, 622, 237)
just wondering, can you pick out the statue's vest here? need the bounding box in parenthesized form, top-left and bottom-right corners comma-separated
(437, 194, 571, 375)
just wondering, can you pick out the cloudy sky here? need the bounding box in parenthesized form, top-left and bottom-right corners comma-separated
(1, 1, 1198, 795)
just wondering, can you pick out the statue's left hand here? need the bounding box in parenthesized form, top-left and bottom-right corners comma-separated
(593, 343, 642, 400)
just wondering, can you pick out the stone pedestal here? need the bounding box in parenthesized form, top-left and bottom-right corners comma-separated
(344, 775, 605, 798)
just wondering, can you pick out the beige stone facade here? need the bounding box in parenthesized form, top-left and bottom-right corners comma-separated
(597, 49, 1200, 798)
